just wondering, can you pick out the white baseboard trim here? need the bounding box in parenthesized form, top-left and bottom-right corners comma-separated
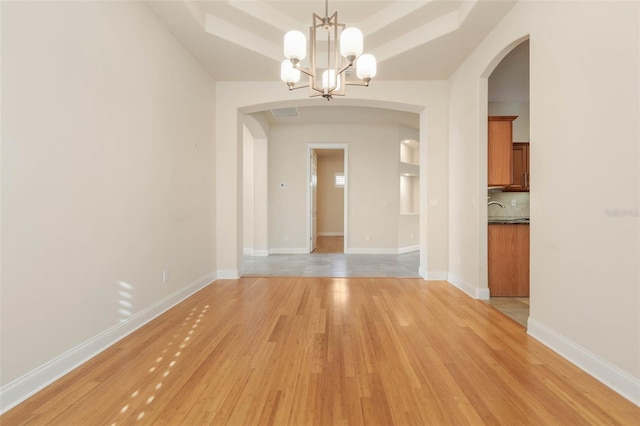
(476, 287, 490, 300)
(397, 245, 419, 254)
(269, 248, 308, 254)
(345, 248, 398, 255)
(425, 271, 448, 280)
(419, 266, 426, 279)
(317, 232, 344, 237)
(243, 249, 269, 257)
(527, 318, 640, 406)
(447, 273, 490, 300)
(0, 273, 216, 415)
(217, 269, 239, 279)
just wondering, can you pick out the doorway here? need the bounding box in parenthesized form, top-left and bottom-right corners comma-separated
(308, 145, 347, 254)
(485, 39, 530, 327)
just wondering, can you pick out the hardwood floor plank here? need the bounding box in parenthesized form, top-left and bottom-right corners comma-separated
(2, 278, 638, 425)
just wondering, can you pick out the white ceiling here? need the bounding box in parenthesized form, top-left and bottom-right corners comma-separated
(145, 0, 517, 81)
(144, 1, 520, 128)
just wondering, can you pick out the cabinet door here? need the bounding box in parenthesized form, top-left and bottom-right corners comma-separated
(488, 116, 517, 187)
(488, 224, 530, 297)
(508, 143, 529, 191)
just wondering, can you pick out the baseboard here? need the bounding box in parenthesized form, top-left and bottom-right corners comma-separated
(425, 271, 448, 280)
(243, 249, 269, 257)
(0, 272, 216, 415)
(527, 318, 640, 406)
(345, 248, 397, 255)
(397, 245, 419, 254)
(447, 273, 490, 300)
(317, 232, 344, 237)
(217, 269, 239, 279)
(269, 248, 308, 254)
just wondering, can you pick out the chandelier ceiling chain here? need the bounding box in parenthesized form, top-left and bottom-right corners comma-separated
(280, 0, 377, 101)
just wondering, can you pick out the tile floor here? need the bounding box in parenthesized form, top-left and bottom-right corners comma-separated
(483, 297, 530, 327)
(242, 236, 420, 278)
(242, 251, 421, 278)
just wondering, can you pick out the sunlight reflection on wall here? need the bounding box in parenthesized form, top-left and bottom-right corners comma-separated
(117, 281, 134, 322)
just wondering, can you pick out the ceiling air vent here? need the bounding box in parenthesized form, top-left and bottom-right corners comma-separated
(271, 107, 299, 118)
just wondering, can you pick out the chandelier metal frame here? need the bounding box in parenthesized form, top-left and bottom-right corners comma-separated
(281, 0, 377, 100)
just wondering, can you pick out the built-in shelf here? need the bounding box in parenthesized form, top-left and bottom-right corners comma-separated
(400, 139, 419, 215)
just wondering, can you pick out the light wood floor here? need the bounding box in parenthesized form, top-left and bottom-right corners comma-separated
(2, 278, 638, 425)
(313, 235, 344, 253)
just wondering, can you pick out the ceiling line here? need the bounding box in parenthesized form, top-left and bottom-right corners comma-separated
(372, 9, 463, 63)
(205, 13, 282, 61)
(228, 0, 303, 33)
(358, 0, 432, 36)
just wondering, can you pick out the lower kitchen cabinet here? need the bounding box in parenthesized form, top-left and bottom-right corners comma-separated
(488, 224, 530, 296)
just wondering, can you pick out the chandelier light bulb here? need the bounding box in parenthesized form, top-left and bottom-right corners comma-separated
(322, 69, 341, 91)
(356, 54, 377, 80)
(284, 31, 307, 63)
(340, 27, 363, 61)
(280, 60, 301, 84)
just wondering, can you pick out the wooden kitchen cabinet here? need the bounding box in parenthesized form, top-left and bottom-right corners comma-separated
(506, 142, 530, 192)
(488, 116, 517, 187)
(488, 224, 530, 296)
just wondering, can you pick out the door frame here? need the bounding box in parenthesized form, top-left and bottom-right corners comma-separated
(306, 143, 348, 254)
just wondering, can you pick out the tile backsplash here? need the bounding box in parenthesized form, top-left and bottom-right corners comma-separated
(487, 190, 530, 218)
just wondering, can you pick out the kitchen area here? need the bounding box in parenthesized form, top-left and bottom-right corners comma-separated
(484, 40, 530, 327)
(485, 114, 530, 327)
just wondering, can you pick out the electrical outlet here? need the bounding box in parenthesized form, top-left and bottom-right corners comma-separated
(410, 233, 414, 240)
(162, 270, 169, 283)
(284, 234, 288, 242)
(511, 199, 517, 207)
(365, 235, 370, 241)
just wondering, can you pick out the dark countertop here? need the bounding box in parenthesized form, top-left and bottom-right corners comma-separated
(488, 216, 530, 224)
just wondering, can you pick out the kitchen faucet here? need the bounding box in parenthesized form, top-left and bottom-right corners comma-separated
(488, 201, 506, 208)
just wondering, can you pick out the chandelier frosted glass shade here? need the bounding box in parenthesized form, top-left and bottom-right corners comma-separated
(322, 69, 341, 91)
(280, 0, 376, 100)
(356, 54, 377, 80)
(339, 27, 363, 60)
(284, 31, 307, 63)
(281, 60, 301, 85)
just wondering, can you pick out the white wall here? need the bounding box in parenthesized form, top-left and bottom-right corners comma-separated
(448, 0, 639, 402)
(242, 113, 270, 257)
(242, 126, 254, 252)
(1, 0, 216, 398)
(215, 81, 449, 278)
(269, 123, 402, 252)
(398, 213, 419, 251)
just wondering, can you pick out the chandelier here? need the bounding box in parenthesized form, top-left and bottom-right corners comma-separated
(280, 0, 377, 100)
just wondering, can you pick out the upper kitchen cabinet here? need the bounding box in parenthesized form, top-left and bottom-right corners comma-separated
(506, 142, 530, 191)
(488, 116, 517, 187)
